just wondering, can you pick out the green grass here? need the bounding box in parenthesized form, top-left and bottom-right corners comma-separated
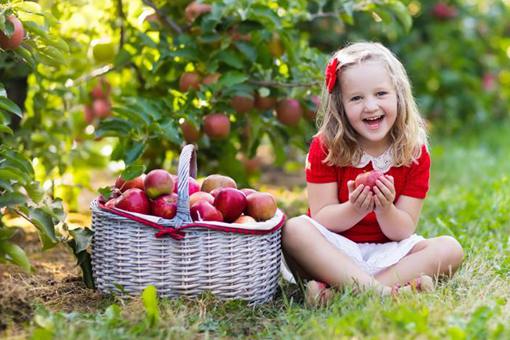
(23, 122, 510, 339)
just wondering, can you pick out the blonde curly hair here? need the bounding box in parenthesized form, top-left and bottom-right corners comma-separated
(316, 42, 428, 167)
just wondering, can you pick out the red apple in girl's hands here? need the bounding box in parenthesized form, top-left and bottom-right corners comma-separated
(354, 170, 384, 189)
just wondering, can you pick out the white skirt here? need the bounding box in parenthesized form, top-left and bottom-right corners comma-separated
(281, 215, 425, 283)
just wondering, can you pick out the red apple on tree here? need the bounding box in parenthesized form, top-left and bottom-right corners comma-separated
(203, 113, 230, 140)
(276, 98, 303, 126)
(84, 104, 95, 124)
(90, 78, 111, 99)
(144, 169, 174, 199)
(0, 15, 25, 50)
(254, 93, 276, 111)
(200, 174, 237, 193)
(202, 73, 221, 86)
(246, 192, 277, 221)
(230, 95, 254, 114)
(115, 188, 150, 214)
(354, 170, 384, 189)
(190, 201, 223, 222)
(213, 188, 247, 222)
(151, 193, 178, 219)
(179, 72, 201, 92)
(180, 121, 201, 143)
(184, 1, 212, 23)
(93, 98, 111, 118)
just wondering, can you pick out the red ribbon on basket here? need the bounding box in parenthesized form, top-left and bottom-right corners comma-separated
(99, 202, 186, 240)
(99, 200, 286, 239)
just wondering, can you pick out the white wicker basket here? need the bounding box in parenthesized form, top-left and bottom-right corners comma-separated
(91, 144, 284, 304)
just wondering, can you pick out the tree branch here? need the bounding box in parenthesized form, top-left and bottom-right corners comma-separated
(248, 79, 322, 89)
(142, 0, 183, 34)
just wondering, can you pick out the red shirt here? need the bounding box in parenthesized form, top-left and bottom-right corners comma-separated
(305, 136, 430, 243)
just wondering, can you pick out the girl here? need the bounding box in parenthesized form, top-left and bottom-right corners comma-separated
(282, 42, 464, 305)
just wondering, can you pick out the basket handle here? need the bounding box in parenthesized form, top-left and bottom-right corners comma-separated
(168, 144, 196, 228)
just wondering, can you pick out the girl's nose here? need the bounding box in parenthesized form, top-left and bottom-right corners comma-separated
(364, 97, 379, 112)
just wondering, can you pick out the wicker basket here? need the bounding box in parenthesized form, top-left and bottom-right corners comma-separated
(91, 144, 284, 304)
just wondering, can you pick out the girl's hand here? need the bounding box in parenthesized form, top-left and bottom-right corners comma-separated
(373, 175, 396, 212)
(347, 180, 374, 215)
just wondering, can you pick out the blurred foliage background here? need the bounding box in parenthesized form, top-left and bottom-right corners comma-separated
(1, 0, 510, 272)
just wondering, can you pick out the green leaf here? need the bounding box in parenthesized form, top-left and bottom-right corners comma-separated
(28, 207, 58, 249)
(218, 71, 249, 87)
(39, 46, 68, 66)
(68, 227, 93, 253)
(67, 238, 95, 289)
(122, 164, 146, 180)
(0, 192, 27, 207)
(142, 285, 159, 326)
(95, 118, 134, 138)
(0, 149, 35, 176)
(216, 50, 244, 69)
(0, 167, 29, 184)
(12, 1, 43, 15)
(0, 227, 18, 241)
(0, 124, 13, 135)
(112, 105, 150, 126)
(159, 121, 181, 145)
(388, 1, 412, 32)
(124, 142, 146, 165)
(24, 181, 45, 203)
(234, 41, 257, 62)
(0, 240, 32, 272)
(0, 97, 23, 117)
(14, 46, 36, 69)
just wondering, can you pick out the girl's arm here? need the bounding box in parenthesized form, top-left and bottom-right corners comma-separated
(373, 176, 424, 240)
(308, 181, 373, 232)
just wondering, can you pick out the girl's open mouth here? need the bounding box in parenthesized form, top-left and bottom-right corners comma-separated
(363, 115, 385, 129)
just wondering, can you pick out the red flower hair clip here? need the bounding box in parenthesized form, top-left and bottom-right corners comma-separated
(325, 58, 340, 93)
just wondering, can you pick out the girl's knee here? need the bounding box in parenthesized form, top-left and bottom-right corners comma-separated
(282, 216, 314, 248)
(434, 235, 464, 269)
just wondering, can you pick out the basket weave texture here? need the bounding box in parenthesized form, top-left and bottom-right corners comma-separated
(91, 145, 283, 304)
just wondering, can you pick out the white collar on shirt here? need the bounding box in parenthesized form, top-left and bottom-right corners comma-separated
(353, 148, 393, 173)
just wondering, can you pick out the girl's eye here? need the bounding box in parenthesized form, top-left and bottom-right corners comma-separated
(377, 91, 388, 96)
(350, 96, 362, 102)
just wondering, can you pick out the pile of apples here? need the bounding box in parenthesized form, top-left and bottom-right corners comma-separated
(100, 170, 278, 224)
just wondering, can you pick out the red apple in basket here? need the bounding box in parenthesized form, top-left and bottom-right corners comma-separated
(173, 176, 200, 195)
(189, 191, 214, 207)
(98, 187, 122, 204)
(246, 192, 277, 221)
(115, 174, 145, 192)
(200, 174, 237, 193)
(115, 188, 150, 214)
(210, 187, 221, 198)
(240, 188, 257, 197)
(213, 188, 247, 222)
(234, 215, 257, 224)
(144, 169, 174, 199)
(190, 201, 223, 222)
(105, 197, 118, 209)
(171, 174, 178, 192)
(151, 193, 178, 219)
(354, 170, 383, 190)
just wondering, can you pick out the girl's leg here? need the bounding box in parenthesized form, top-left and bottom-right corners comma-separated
(282, 216, 388, 293)
(374, 236, 464, 287)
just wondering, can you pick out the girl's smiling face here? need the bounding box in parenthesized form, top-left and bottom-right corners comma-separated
(340, 61, 398, 155)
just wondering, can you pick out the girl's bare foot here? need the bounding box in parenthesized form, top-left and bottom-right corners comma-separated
(305, 280, 334, 307)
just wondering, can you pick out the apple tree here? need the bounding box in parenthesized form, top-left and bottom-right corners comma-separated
(1, 2, 93, 286)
